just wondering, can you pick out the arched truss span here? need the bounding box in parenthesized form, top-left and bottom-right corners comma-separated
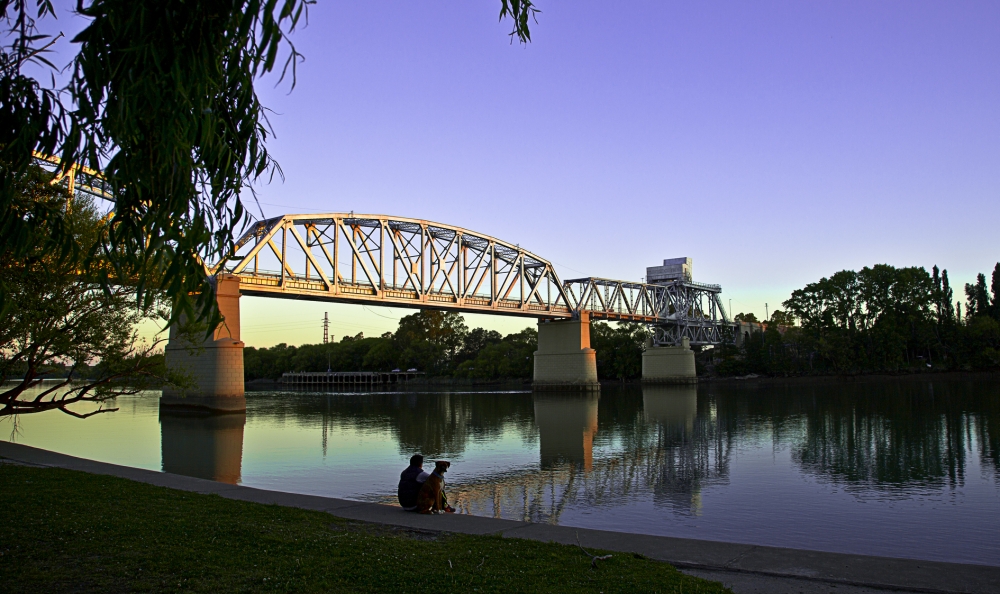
(22, 156, 736, 345)
(211, 214, 576, 318)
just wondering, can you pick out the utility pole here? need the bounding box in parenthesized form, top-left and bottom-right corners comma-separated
(765, 303, 769, 323)
(323, 312, 329, 344)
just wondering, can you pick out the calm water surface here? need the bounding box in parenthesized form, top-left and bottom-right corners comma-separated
(6, 378, 1000, 566)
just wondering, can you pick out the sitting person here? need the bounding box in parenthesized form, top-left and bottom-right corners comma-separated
(397, 454, 429, 511)
(416, 460, 455, 514)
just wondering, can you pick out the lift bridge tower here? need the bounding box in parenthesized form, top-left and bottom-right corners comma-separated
(645, 257, 733, 348)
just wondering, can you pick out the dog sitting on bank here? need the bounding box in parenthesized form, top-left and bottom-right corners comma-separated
(416, 460, 455, 514)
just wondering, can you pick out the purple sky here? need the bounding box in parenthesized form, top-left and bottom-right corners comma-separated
(44, 2, 1000, 345)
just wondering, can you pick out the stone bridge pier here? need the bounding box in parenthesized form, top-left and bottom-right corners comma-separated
(533, 313, 599, 390)
(641, 336, 697, 384)
(161, 274, 245, 413)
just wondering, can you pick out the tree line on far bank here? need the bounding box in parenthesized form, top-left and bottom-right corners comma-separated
(718, 263, 1000, 376)
(244, 311, 650, 382)
(247, 261, 1000, 382)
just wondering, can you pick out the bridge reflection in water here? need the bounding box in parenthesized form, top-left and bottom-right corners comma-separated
(160, 412, 246, 484)
(534, 393, 599, 470)
(451, 385, 725, 523)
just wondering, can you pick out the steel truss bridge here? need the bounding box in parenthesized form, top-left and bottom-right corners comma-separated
(30, 152, 730, 344)
(211, 213, 732, 346)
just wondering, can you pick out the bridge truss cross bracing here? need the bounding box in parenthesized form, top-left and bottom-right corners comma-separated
(31, 151, 114, 200)
(562, 277, 732, 347)
(209, 213, 734, 345)
(212, 214, 576, 319)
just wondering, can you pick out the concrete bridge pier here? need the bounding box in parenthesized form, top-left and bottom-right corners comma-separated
(533, 313, 599, 390)
(161, 274, 246, 413)
(642, 337, 697, 384)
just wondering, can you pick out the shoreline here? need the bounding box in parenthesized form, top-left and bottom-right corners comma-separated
(2, 440, 997, 594)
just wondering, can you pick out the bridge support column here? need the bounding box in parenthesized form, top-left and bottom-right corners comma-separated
(161, 274, 245, 413)
(642, 337, 697, 384)
(533, 313, 599, 390)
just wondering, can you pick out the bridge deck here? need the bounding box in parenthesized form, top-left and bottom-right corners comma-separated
(237, 273, 576, 319)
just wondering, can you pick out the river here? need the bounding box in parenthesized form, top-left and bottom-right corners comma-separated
(5, 376, 999, 566)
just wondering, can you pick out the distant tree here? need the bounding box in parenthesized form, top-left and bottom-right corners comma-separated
(455, 328, 536, 380)
(991, 263, 1000, 320)
(940, 268, 955, 324)
(735, 312, 758, 323)
(394, 310, 468, 374)
(769, 310, 796, 326)
(362, 338, 398, 371)
(966, 274, 990, 319)
(456, 328, 503, 364)
(933, 266, 943, 321)
(591, 322, 647, 380)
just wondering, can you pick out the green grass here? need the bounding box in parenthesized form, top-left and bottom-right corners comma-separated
(0, 464, 730, 593)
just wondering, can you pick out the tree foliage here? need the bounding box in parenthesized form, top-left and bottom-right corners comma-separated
(243, 313, 657, 383)
(244, 310, 541, 382)
(1, 0, 541, 330)
(591, 322, 647, 381)
(714, 263, 1000, 376)
(0, 166, 170, 417)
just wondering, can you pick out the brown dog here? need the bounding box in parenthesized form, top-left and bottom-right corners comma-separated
(416, 461, 454, 514)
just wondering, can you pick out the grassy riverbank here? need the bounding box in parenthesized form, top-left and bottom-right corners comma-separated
(0, 464, 728, 593)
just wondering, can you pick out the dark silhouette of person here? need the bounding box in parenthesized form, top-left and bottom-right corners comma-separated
(397, 454, 429, 511)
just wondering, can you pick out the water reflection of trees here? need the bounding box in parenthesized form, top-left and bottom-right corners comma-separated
(247, 390, 538, 458)
(242, 378, 1000, 520)
(781, 379, 1000, 491)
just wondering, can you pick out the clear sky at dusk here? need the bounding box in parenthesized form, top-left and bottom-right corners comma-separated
(46, 1, 1000, 346)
